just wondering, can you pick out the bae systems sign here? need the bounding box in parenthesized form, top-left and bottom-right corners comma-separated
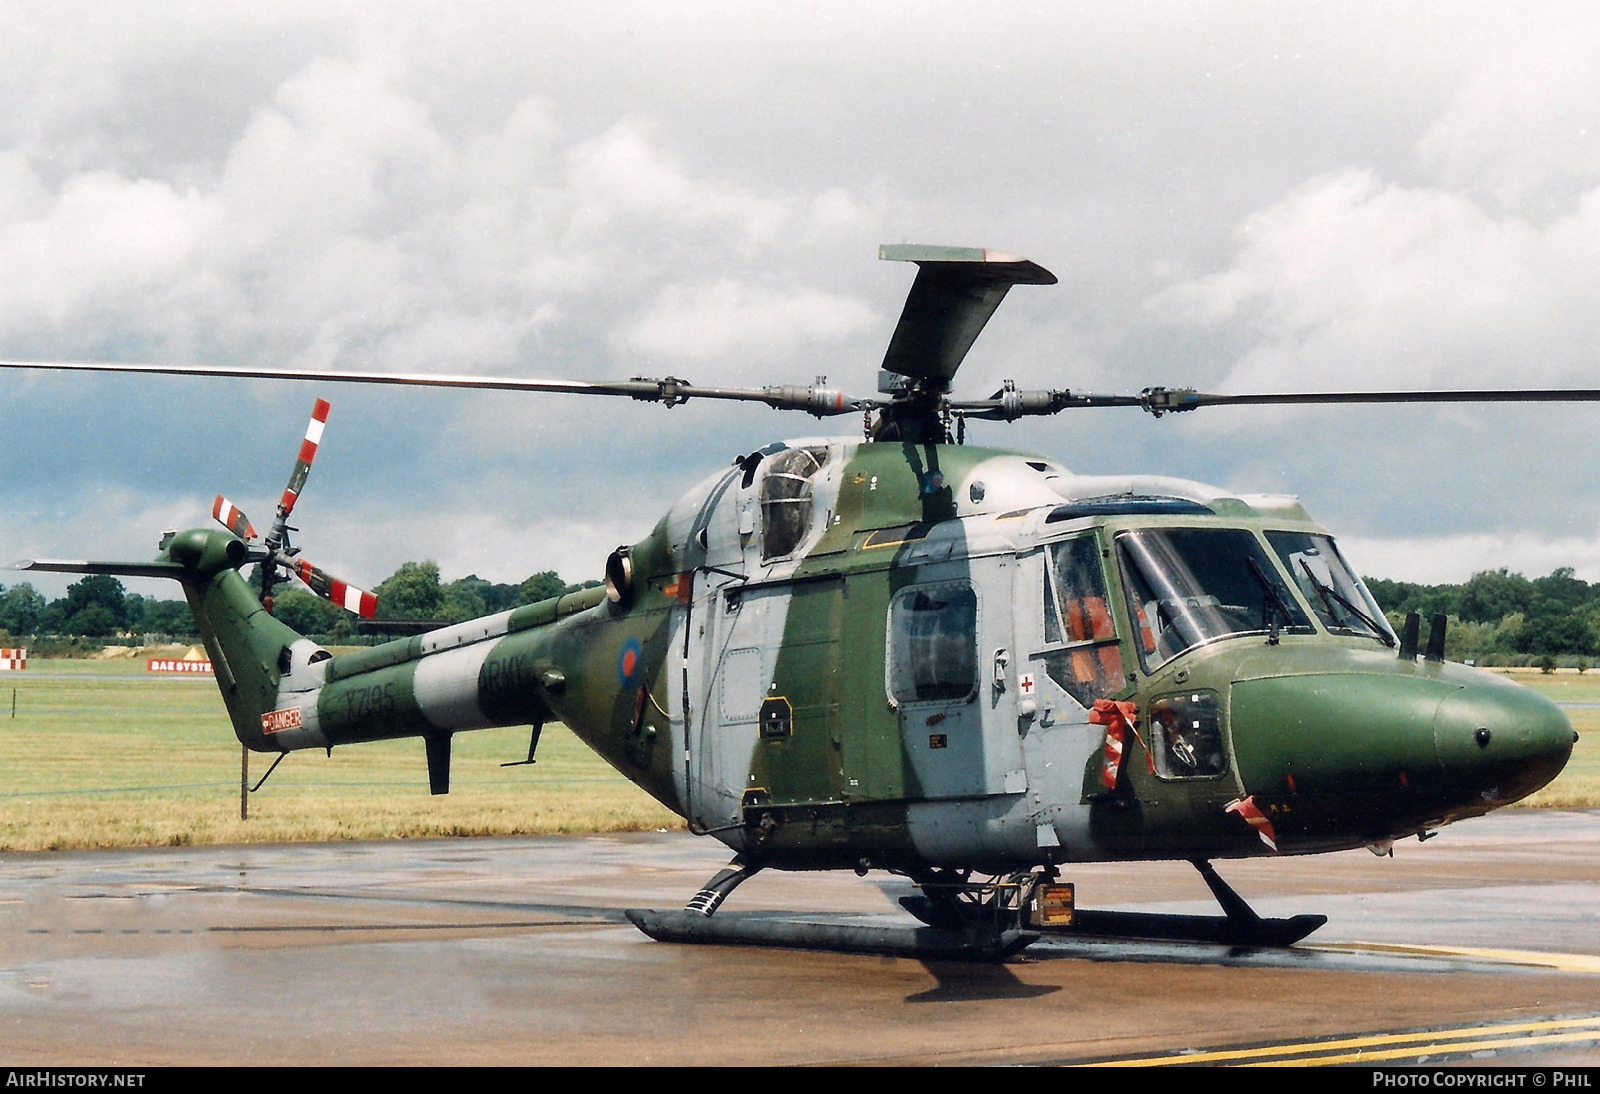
(146, 659, 214, 674)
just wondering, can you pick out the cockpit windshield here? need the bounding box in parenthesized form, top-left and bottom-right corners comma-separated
(1116, 528, 1312, 671)
(1266, 531, 1396, 646)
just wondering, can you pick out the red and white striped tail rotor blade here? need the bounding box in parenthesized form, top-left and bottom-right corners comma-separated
(291, 557, 378, 619)
(211, 495, 258, 541)
(278, 397, 331, 519)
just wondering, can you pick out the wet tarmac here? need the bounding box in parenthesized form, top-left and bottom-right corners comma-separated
(1, 810, 1598, 1066)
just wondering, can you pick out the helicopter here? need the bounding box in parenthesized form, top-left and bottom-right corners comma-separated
(1, 244, 1585, 960)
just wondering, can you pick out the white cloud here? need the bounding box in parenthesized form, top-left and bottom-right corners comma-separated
(0, 171, 217, 331)
(9, 2, 1600, 592)
(341, 505, 639, 588)
(621, 279, 877, 365)
(1344, 529, 1600, 585)
(1419, 31, 1600, 213)
(563, 117, 794, 249)
(1150, 169, 1600, 394)
(0, 41, 893, 390)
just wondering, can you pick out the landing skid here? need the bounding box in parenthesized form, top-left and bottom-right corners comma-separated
(625, 909, 1039, 961)
(624, 856, 1325, 960)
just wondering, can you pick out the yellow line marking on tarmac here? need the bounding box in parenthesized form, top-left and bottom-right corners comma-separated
(1251, 1029, 1600, 1066)
(1089, 1015, 1600, 1066)
(1305, 941, 1600, 974)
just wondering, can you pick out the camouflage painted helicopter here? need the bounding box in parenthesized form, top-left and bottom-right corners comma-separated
(2, 245, 1586, 959)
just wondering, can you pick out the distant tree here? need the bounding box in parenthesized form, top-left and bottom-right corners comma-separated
(1365, 578, 1461, 620)
(452, 575, 520, 614)
(1538, 654, 1558, 674)
(1494, 612, 1526, 651)
(1442, 617, 1503, 663)
(273, 589, 346, 636)
(1458, 569, 1535, 625)
(1532, 567, 1590, 615)
(440, 580, 487, 624)
(138, 600, 196, 636)
(375, 562, 444, 619)
(1516, 613, 1597, 657)
(65, 604, 118, 637)
(35, 600, 67, 635)
(64, 575, 129, 629)
(0, 584, 45, 635)
(515, 571, 568, 606)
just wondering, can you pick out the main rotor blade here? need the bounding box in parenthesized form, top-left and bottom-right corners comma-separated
(1137, 387, 1600, 414)
(949, 385, 1600, 420)
(0, 360, 878, 415)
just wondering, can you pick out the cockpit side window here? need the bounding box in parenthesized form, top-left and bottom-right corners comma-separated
(760, 446, 829, 560)
(888, 583, 979, 704)
(1150, 691, 1228, 779)
(1038, 534, 1126, 706)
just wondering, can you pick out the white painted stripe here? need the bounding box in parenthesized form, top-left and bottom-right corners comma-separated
(305, 418, 326, 446)
(341, 586, 362, 613)
(413, 640, 497, 731)
(419, 610, 514, 655)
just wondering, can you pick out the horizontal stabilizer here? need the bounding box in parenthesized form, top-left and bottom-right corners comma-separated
(879, 244, 1057, 386)
(11, 559, 188, 580)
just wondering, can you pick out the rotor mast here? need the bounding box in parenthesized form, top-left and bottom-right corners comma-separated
(870, 245, 1058, 443)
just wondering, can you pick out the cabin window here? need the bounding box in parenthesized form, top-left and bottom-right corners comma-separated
(760, 446, 829, 560)
(1039, 534, 1126, 706)
(1116, 527, 1313, 672)
(1150, 691, 1227, 779)
(1266, 531, 1396, 645)
(888, 583, 978, 704)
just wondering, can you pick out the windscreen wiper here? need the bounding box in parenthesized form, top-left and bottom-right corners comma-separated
(1246, 556, 1291, 646)
(1298, 559, 1396, 648)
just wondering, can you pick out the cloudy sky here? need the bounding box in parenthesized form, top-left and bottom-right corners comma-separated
(4, 1, 1600, 600)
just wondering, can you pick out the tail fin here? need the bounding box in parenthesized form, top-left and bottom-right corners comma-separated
(17, 527, 306, 749)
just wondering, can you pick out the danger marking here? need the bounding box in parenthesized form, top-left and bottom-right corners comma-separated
(261, 708, 303, 734)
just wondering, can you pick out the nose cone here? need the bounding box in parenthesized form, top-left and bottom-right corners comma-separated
(1433, 681, 1572, 807)
(1231, 665, 1574, 848)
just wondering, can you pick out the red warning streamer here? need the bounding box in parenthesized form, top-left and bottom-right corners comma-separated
(1090, 698, 1139, 790)
(1225, 795, 1280, 852)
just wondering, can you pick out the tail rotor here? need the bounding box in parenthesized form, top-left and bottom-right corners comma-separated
(209, 397, 378, 621)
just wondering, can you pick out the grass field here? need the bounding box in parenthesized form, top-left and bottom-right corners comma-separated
(0, 660, 1593, 851)
(1493, 668, 1600, 809)
(0, 658, 681, 851)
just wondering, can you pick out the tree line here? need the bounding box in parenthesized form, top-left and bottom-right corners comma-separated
(4, 559, 1596, 664)
(1365, 567, 1599, 666)
(0, 563, 599, 648)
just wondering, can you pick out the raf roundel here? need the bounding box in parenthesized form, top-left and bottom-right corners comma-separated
(617, 637, 644, 689)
